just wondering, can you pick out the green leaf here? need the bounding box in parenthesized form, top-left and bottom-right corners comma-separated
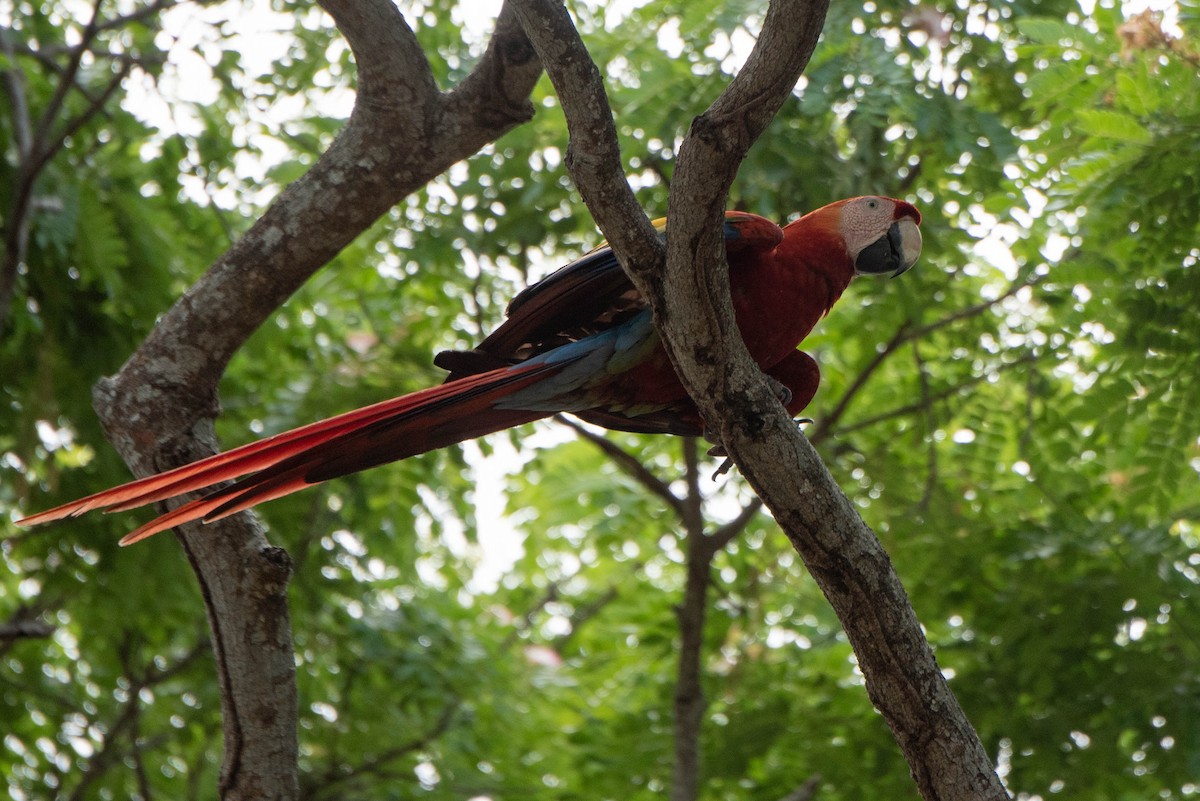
(1016, 17, 1076, 45)
(1074, 109, 1153, 143)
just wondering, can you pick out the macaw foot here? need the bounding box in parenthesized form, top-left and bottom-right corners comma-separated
(704, 373, 800, 465)
(710, 453, 735, 480)
(764, 373, 794, 408)
(707, 417, 815, 479)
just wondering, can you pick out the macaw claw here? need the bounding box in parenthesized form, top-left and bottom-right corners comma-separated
(707, 417, 815, 479)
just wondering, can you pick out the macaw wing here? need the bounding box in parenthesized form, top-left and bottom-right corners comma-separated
(434, 212, 784, 378)
(575, 405, 705, 437)
(573, 349, 819, 438)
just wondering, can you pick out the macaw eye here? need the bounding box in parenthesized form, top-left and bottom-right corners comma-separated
(866, 199, 879, 209)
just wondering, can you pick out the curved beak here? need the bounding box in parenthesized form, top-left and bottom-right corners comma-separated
(855, 218, 922, 278)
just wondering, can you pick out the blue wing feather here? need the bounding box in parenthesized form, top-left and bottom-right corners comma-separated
(433, 212, 783, 386)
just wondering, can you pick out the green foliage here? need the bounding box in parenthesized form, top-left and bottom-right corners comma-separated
(2, 0, 1199, 799)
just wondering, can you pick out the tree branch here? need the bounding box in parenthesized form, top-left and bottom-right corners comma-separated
(0, 616, 54, 643)
(812, 266, 1048, 445)
(912, 342, 940, 512)
(708, 497, 764, 553)
(808, 322, 914, 445)
(510, 0, 665, 274)
(30, 0, 105, 151)
(0, 6, 85, 330)
(835, 351, 1040, 437)
(0, 0, 193, 331)
(553, 584, 622, 648)
(29, 58, 134, 179)
(0, 29, 32, 159)
(906, 266, 1046, 343)
(671, 438, 712, 801)
(306, 701, 461, 800)
(91, 0, 185, 35)
(555, 416, 686, 518)
(777, 774, 821, 801)
(518, 1, 1007, 798)
(67, 634, 208, 801)
(81, 4, 543, 800)
(1, 0, 107, 318)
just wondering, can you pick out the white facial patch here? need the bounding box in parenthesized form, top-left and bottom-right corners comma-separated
(839, 197, 900, 256)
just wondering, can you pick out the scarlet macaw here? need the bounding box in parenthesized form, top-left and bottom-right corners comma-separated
(18, 196, 922, 544)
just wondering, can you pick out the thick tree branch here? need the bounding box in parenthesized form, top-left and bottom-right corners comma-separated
(510, 0, 664, 274)
(84, 4, 543, 800)
(105, 0, 541, 432)
(519, 1, 1007, 799)
(657, 7, 1008, 796)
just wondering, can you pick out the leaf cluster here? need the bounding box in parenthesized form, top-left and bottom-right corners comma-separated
(2, 0, 1199, 798)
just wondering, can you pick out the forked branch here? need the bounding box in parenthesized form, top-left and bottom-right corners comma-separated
(515, 2, 1007, 798)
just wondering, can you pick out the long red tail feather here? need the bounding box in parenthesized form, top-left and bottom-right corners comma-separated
(17, 361, 559, 544)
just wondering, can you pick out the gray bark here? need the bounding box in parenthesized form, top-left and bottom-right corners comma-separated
(90, 2, 541, 797)
(512, 0, 1009, 798)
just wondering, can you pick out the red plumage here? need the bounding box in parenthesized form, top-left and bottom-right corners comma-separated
(17, 197, 921, 544)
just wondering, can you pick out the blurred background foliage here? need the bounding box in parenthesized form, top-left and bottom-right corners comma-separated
(2, 0, 1198, 798)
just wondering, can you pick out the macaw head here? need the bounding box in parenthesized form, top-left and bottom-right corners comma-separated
(837, 196, 923, 278)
